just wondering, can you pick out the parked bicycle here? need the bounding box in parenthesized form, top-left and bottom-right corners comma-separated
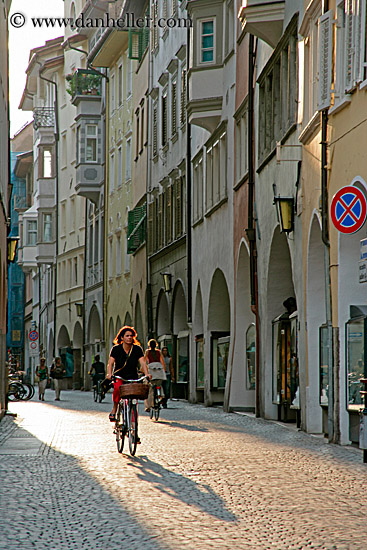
(7, 375, 35, 401)
(150, 382, 163, 422)
(114, 375, 149, 456)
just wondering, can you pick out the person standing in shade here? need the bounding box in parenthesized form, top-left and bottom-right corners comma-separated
(36, 358, 49, 401)
(50, 357, 66, 401)
(161, 347, 175, 408)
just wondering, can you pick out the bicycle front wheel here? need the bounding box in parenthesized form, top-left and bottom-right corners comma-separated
(128, 402, 138, 456)
(93, 385, 98, 402)
(116, 402, 126, 453)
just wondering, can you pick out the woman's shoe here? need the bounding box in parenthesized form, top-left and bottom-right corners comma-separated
(145, 408, 150, 413)
(109, 413, 116, 422)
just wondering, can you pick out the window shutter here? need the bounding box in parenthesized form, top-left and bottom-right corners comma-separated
(148, 202, 154, 255)
(345, 0, 355, 91)
(175, 179, 182, 238)
(129, 30, 140, 60)
(162, 94, 168, 146)
(180, 69, 187, 125)
(166, 186, 172, 243)
(153, 103, 158, 156)
(318, 10, 333, 110)
(354, 0, 362, 83)
(158, 194, 163, 249)
(171, 81, 177, 135)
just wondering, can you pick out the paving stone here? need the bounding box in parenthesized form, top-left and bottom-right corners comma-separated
(0, 392, 365, 549)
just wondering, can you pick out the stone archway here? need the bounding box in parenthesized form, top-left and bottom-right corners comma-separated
(207, 269, 231, 404)
(108, 318, 115, 350)
(230, 243, 255, 410)
(172, 282, 189, 387)
(134, 296, 144, 346)
(264, 227, 295, 419)
(57, 325, 73, 380)
(156, 290, 170, 337)
(193, 283, 204, 401)
(306, 215, 326, 433)
(72, 321, 83, 390)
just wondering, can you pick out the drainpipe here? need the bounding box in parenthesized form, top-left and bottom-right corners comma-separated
(146, 26, 154, 340)
(320, 0, 336, 444)
(245, 35, 260, 416)
(186, 25, 192, 325)
(38, 68, 59, 360)
(82, 200, 87, 389)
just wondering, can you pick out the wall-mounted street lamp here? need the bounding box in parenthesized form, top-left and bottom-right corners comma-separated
(7, 236, 19, 263)
(161, 272, 172, 293)
(273, 195, 295, 233)
(75, 303, 83, 317)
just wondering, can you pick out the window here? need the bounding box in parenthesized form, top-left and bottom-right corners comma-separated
(61, 133, 67, 167)
(165, 185, 173, 243)
(193, 155, 203, 222)
(140, 101, 145, 151)
(40, 147, 53, 178)
(171, 79, 177, 136)
(89, 224, 93, 266)
(74, 257, 78, 286)
(200, 19, 215, 64)
(235, 107, 248, 184)
(117, 147, 122, 187)
(171, 0, 178, 18)
(205, 130, 227, 212)
(118, 65, 123, 106)
(27, 220, 37, 245)
(211, 334, 230, 389)
(174, 177, 184, 238)
(225, 0, 234, 56)
(86, 125, 97, 162)
(126, 55, 132, 98)
(108, 238, 113, 278)
(127, 203, 147, 254)
(116, 234, 121, 276)
(346, 317, 365, 411)
(124, 229, 131, 272)
(246, 324, 256, 390)
(43, 213, 52, 242)
(125, 139, 131, 181)
(136, 110, 140, 158)
(94, 218, 99, 263)
(109, 153, 115, 193)
(258, 19, 297, 164)
(110, 73, 115, 111)
(162, 91, 168, 147)
(153, 101, 158, 156)
(196, 336, 204, 389)
(180, 68, 187, 126)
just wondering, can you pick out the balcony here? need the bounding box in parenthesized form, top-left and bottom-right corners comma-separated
(67, 69, 102, 110)
(33, 108, 55, 130)
(36, 242, 55, 265)
(238, 0, 285, 48)
(187, 69, 223, 132)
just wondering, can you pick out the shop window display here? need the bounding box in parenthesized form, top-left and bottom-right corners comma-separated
(346, 317, 365, 411)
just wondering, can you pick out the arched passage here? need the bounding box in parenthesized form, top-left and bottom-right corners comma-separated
(57, 325, 73, 378)
(72, 321, 83, 390)
(306, 215, 326, 433)
(134, 295, 144, 345)
(124, 311, 132, 327)
(230, 243, 255, 409)
(156, 291, 170, 337)
(207, 269, 231, 400)
(193, 283, 204, 399)
(265, 227, 296, 420)
(172, 282, 189, 384)
(108, 318, 115, 350)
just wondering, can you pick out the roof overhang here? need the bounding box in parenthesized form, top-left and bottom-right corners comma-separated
(238, 1, 285, 48)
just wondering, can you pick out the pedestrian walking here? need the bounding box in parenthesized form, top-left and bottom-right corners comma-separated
(144, 339, 166, 412)
(36, 358, 49, 401)
(161, 347, 175, 408)
(50, 357, 66, 401)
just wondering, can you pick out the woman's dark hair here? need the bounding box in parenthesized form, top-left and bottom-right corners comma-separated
(161, 347, 170, 357)
(113, 326, 140, 346)
(148, 339, 157, 350)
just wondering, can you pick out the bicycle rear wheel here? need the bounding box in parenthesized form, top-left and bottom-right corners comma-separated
(154, 403, 160, 421)
(116, 402, 126, 453)
(8, 382, 27, 401)
(128, 402, 138, 456)
(23, 383, 35, 400)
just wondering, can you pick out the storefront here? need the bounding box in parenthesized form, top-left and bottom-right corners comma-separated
(272, 310, 299, 423)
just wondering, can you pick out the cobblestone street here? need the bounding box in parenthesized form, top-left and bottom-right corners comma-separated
(0, 391, 365, 550)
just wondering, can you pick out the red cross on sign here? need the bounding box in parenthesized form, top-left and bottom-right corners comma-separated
(330, 186, 367, 234)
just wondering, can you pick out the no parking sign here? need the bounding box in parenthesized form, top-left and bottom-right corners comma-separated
(330, 186, 367, 234)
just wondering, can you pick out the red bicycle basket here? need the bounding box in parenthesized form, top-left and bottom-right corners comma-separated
(119, 383, 149, 400)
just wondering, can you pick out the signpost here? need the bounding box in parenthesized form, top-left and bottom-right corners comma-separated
(29, 330, 39, 357)
(330, 186, 367, 234)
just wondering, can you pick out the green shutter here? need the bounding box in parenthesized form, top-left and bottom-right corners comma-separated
(127, 203, 147, 254)
(129, 30, 140, 60)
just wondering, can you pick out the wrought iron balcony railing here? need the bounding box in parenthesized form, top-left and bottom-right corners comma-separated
(33, 108, 55, 130)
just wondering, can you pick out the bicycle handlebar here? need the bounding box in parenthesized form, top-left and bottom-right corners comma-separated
(112, 375, 149, 383)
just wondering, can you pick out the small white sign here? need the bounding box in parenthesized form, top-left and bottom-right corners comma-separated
(360, 239, 367, 260)
(359, 260, 367, 283)
(29, 340, 39, 357)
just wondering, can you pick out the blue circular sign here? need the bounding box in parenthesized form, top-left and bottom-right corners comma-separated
(29, 331, 38, 341)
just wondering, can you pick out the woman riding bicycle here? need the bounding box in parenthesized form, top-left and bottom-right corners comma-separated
(106, 326, 150, 422)
(144, 339, 166, 412)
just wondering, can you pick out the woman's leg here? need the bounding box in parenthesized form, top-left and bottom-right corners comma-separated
(111, 379, 122, 416)
(39, 379, 46, 399)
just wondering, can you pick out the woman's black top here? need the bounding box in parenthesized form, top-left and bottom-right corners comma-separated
(110, 344, 144, 379)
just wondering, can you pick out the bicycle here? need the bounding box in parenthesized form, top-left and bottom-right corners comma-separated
(114, 376, 149, 456)
(91, 376, 105, 403)
(150, 382, 163, 422)
(7, 381, 27, 401)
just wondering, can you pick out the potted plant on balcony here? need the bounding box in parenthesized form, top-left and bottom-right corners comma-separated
(66, 72, 76, 97)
